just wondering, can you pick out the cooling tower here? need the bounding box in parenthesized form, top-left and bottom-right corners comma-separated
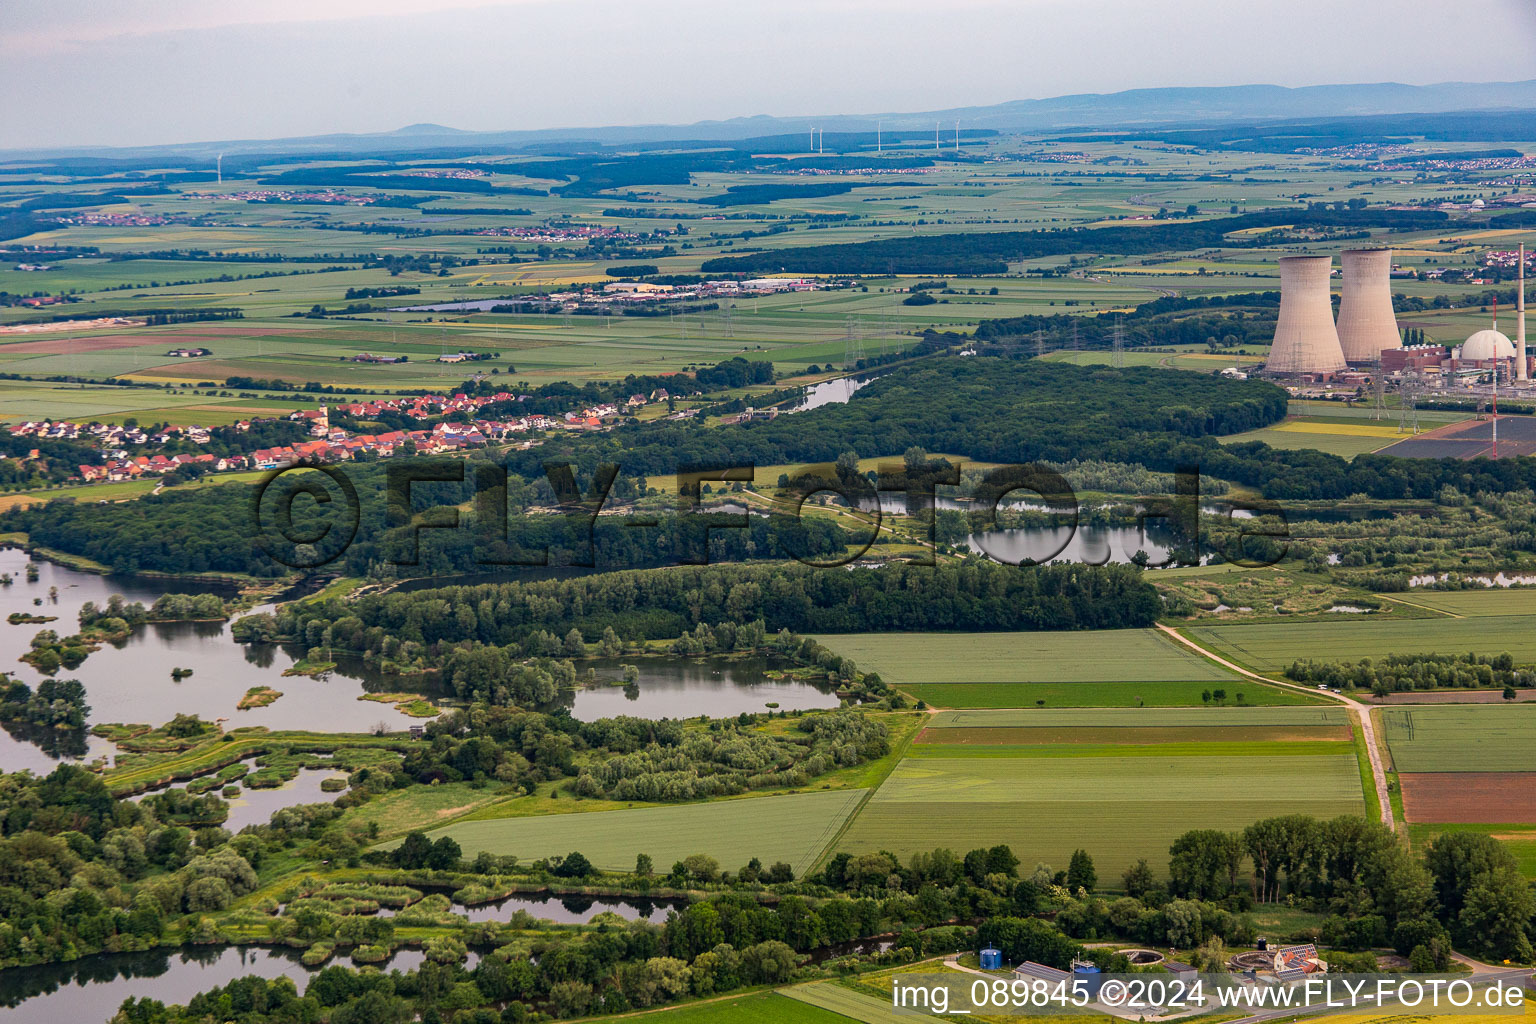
(1266, 256, 1346, 375)
(1336, 248, 1402, 363)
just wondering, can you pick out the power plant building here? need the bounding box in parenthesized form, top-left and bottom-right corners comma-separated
(1336, 249, 1402, 364)
(1265, 256, 1347, 376)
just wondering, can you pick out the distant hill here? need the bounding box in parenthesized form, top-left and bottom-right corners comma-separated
(5, 79, 1535, 161)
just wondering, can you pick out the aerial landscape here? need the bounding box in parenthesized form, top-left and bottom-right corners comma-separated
(5, 1, 1536, 1022)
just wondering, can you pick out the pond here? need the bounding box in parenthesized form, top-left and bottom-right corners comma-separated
(0, 945, 465, 1024)
(0, 547, 427, 773)
(965, 521, 1189, 566)
(788, 374, 873, 411)
(552, 656, 840, 719)
(129, 763, 351, 832)
(454, 891, 684, 925)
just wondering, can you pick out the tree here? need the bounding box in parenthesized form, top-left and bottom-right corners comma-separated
(682, 853, 720, 883)
(1169, 829, 1243, 900)
(1122, 858, 1156, 898)
(635, 853, 653, 877)
(1458, 864, 1535, 961)
(976, 917, 1080, 968)
(425, 836, 461, 871)
(554, 851, 593, 878)
(1425, 832, 1520, 924)
(1067, 849, 1097, 892)
(395, 831, 433, 870)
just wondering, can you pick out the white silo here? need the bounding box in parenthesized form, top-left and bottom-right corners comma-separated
(1266, 256, 1347, 375)
(1336, 249, 1402, 364)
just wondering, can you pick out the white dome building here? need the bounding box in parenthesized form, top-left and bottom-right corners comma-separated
(1461, 328, 1516, 362)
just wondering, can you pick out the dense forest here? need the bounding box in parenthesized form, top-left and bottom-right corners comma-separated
(276, 560, 1161, 652)
(699, 208, 1450, 275)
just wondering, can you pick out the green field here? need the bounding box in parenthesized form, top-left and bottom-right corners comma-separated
(815, 630, 1236, 684)
(623, 989, 867, 1024)
(1187, 616, 1536, 672)
(1218, 424, 1400, 458)
(419, 789, 866, 873)
(901, 679, 1321, 708)
(1384, 588, 1536, 617)
(1382, 706, 1536, 772)
(781, 981, 926, 1024)
(926, 706, 1349, 728)
(835, 751, 1363, 877)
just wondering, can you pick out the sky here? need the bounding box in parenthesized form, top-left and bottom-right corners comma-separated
(3, 0, 1536, 150)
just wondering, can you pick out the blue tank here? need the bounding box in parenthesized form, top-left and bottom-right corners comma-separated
(979, 947, 1002, 970)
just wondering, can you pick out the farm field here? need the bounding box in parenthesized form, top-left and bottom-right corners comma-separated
(1219, 418, 1406, 458)
(780, 981, 924, 1024)
(1380, 705, 1536, 772)
(1382, 587, 1536, 617)
(417, 788, 867, 874)
(834, 752, 1363, 876)
(1186, 615, 1536, 671)
(1383, 705, 1536, 843)
(814, 629, 1236, 684)
(926, 706, 1351, 728)
(834, 707, 1362, 875)
(899, 679, 1321, 708)
(623, 989, 866, 1024)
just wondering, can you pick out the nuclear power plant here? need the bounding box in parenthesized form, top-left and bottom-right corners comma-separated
(1258, 242, 1536, 402)
(1336, 249, 1403, 364)
(1264, 249, 1405, 377)
(1264, 256, 1347, 376)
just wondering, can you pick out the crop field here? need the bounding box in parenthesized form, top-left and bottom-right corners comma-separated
(814, 629, 1236, 684)
(1186, 616, 1536, 671)
(1383, 587, 1536, 617)
(899, 679, 1319, 708)
(1398, 774, 1536, 824)
(779, 981, 922, 1024)
(926, 706, 1351, 728)
(1381, 706, 1536, 773)
(1219, 418, 1406, 458)
(917, 724, 1352, 745)
(834, 749, 1363, 876)
(418, 788, 866, 873)
(623, 990, 861, 1024)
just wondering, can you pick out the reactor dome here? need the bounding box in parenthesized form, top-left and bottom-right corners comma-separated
(1461, 328, 1515, 361)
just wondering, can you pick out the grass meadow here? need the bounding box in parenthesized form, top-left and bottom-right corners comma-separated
(420, 788, 867, 874)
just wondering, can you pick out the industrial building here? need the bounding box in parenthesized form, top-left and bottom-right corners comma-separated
(1264, 256, 1347, 377)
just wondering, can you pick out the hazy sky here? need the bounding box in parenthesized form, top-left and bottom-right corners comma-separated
(4, 0, 1536, 150)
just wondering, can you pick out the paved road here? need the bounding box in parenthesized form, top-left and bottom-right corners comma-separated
(1154, 624, 1395, 832)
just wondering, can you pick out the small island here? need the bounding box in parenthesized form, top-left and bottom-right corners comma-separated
(236, 686, 282, 710)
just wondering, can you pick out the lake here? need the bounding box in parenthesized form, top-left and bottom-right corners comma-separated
(0, 547, 426, 773)
(554, 655, 840, 719)
(0, 945, 466, 1024)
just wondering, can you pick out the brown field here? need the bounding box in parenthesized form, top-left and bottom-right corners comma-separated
(0, 333, 168, 355)
(1368, 689, 1536, 704)
(1399, 772, 1536, 823)
(915, 725, 1353, 745)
